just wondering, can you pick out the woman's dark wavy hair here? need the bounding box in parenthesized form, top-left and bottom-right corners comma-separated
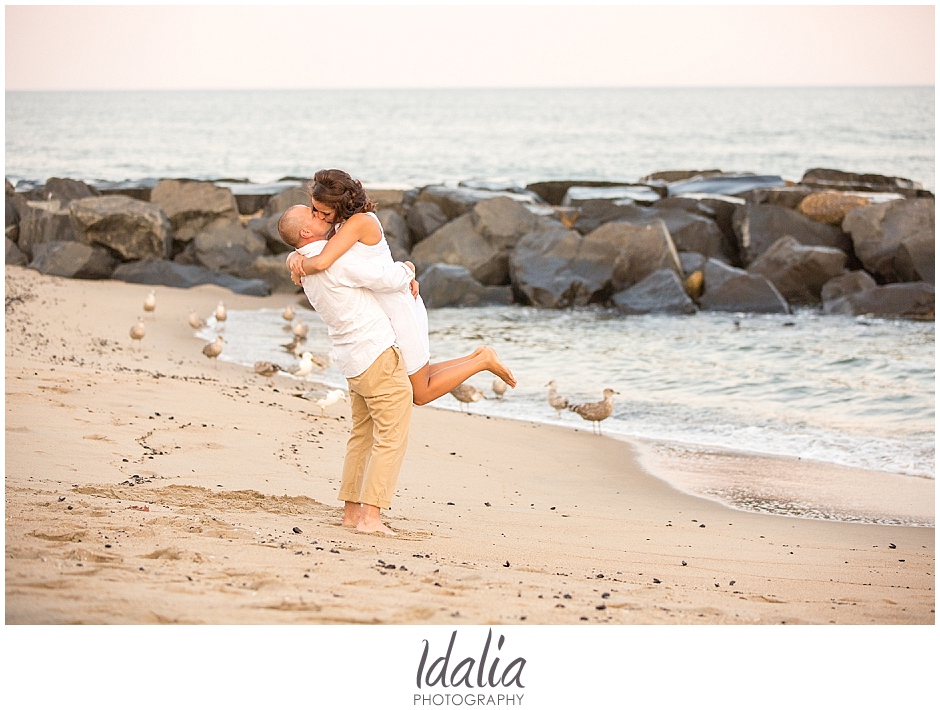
(306, 169, 377, 223)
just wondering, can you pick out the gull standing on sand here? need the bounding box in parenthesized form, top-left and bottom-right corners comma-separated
(129, 317, 145, 350)
(545, 380, 569, 417)
(569, 388, 619, 434)
(143, 289, 156, 318)
(214, 301, 227, 325)
(254, 360, 281, 385)
(188, 310, 205, 330)
(292, 319, 309, 339)
(202, 336, 224, 367)
(313, 389, 347, 416)
(450, 383, 484, 412)
(492, 378, 507, 399)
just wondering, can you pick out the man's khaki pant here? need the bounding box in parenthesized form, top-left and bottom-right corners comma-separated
(340, 346, 413, 509)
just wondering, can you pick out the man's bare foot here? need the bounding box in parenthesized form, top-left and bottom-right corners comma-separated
(356, 519, 397, 536)
(481, 346, 517, 388)
(341, 501, 361, 527)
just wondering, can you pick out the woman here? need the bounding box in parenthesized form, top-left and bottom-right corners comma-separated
(287, 168, 516, 405)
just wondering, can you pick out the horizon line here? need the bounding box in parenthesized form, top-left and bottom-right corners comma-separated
(6, 84, 935, 92)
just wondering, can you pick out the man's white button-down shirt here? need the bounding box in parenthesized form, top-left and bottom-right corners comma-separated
(296, 240, 414, 379)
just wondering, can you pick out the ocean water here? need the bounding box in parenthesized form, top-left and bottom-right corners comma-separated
(4, 87, 935, 189)
(198, 306, 935, 483)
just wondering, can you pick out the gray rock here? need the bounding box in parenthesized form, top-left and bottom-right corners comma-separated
(639, 170, 724, 183)
(526, 180, 652, 206)
(112, 259, 270, 296)
(801, 168, 929, 197)
(419, 263, 513, 308)
(823, 282, 934, 319)
(18, 200, 80, 258)
(509, 227, 602, 308)
(703, 258, 747, 294)
(237, 253, 300, 294)
(213, 180, 293, 215)
(406, 201, 447, 244)
(5, 179, 14, 196)
(377, 209, 412, 258)
(699, 272, 791, 314)
(6, 237, 28, 266)
(583, 220, 683, 292)
(668, 174, 786, 197)
(365, 186, 418, 211)
(821, 270, 878, 303)
(654, 207, 733, 262)
(194, 224, 267, 274)
(28, 241, 117, 279)
(679, 252, 707, 274)
(748, 236, 847, 305)
(416, 185, 540, 222)
(247, 214, 292, 255)
(569, 199, 650, 235)
(732, 203, 851, 265)
(741, 186, 815, 210)
(470, 196, 541, 251)
(150, 179, 240, 242)
(842, 198, 934, 284)
(412, 213, 506, 286)
(262, 185, 309, 218)
(562, 185, 662, 206)
(612, 269, 697, 315)
(91, 178, 159, 201)
(70, 195, 172, 261)
(38, 177, 99, 204)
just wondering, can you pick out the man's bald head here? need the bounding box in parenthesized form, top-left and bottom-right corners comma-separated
(277, 204, 321, 248)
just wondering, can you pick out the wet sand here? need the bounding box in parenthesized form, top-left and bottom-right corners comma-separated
(4, 265, 934, 624)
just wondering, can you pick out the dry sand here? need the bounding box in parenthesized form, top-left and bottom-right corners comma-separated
(4, 265, 934, 624)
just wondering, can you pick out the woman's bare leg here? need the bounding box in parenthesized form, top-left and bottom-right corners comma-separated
(409, 346, 516, 406)
(428, 345, 485, 375)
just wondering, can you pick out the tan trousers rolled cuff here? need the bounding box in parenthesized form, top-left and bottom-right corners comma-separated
(339, 346, 412, 510)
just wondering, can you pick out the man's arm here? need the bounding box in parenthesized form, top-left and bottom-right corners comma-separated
(329, 253, 415, 294)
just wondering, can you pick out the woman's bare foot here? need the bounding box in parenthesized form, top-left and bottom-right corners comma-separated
(481, 346, 516, 388)
(341, 501, 361, 527)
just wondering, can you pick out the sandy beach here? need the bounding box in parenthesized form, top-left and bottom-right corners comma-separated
(4, 265, 934, 625)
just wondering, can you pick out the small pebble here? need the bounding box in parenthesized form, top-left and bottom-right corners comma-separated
(653, 578, 662, 584)
(681, 560, 688, 566)
(889, 543, 897, 549)
(67, 505, 73, 510)
(484, 502, 491, 507)
(58, 496, 65, 502)
(292, 527, 302, 534)
(503, 561, 510, 567)
(446, 502, 455, 506)
(729, 580, 736, 586)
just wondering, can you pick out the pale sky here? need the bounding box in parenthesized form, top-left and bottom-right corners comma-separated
(5, 4, 935, 90)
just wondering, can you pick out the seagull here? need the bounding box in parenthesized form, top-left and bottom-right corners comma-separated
(254, 360, 281, 385)
(188, 310, 205, 330)
(313, 389, 347, 416)
(280, 334, 304, 355)
(569, 388, 619, 434)
(202, 336, 224, 367)
(214, 301, 227, 324)
(282, 304, 296, 323)
(450, 383, 484, 412)
(292, 319, 309, 339)
(291, 351, 316, 379)
(143, 289, 156, 318)
(545, 380, 569, 417)
(129, 317, 145, 349)
(492, 378, 507, 399)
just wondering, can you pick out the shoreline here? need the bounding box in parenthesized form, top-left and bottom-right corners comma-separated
(5, 266, 935, 624)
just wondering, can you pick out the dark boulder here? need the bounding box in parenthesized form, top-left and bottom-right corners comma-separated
(801, 168, 930, 198)
(262, 185, 309, 218)
(584, 220, 683, 293)
(569, 199, 650, 235)
(732, 203, 851, 266)
(18, 200, 80, 258)
(821, 270, 878, 303)
(70, 196, 172, 261)
(193, 224, 267, 274)
(640, 169, 724, 183)
(740, 186, 815, 210)
(6, 237, 28, 266)
(112, 259, 271, 296)
(406, 200, 448, 243)
(842, 198, 934, 284)
(91, 178, 158, 201)
(411, 213, 505, 285)
(526, 180, 646, 206)
(823, 282, 934, 319)
(377, 209, 412, 259)
(28, 241, 117, 279)
(747, 236, 847, 305)
(509, 227, 603, 308)
(702, 258, 746, 294)
(679, 252, 707, 275)
(238, 254, 300, 294)
(416, 185, 541, 222)
(699, 271, 791, 314)
(470, 196, 541, 252)
(365, 186, 419, 211)
(150, 179, 240, 242)
(247, 214, 292, 255)
(38, 177, 99, 204)
(562, 185, 662, 206)
(419, 263, 513, 308)
(612, 269, 697, 315)
(213, 181, 284, 215)
(668, 173, 786, 197)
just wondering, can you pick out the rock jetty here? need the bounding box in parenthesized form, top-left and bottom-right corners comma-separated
(5, 169, 934, 318)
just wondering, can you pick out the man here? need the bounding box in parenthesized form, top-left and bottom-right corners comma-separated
(278, 204, 415, 536)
